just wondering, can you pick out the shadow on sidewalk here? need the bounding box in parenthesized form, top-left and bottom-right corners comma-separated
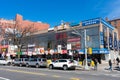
(114, 66, 120, 71)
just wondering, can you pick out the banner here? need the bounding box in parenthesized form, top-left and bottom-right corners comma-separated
(114, 32, 117, 50)
(100, 32, 104, 45)
(109, 31, 113, 50)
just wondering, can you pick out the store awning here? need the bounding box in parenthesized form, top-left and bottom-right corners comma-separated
(79, 48, 109, 54)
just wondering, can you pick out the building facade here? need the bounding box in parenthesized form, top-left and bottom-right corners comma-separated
(21, 18, 119, 63)
(0, 16, 119, 63)
(0, 14, 49, 58)
(107, 18, 120, 55)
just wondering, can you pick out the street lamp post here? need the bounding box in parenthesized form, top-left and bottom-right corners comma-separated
(84, 29, 89, 70)
(71, 28, 89, 70)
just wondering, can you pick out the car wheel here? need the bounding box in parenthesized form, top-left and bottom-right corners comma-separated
(7, 62, 11, 66)
(12, 63, 15, 66)
(63, 65, 68, 70)
(26, 63, 29, 67)
(49, 65, 53, 69)
(19, 63, 22, 67)
(36, 64, 39, 68)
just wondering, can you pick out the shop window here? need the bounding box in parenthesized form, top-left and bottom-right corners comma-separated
(48, 41, 52, 49)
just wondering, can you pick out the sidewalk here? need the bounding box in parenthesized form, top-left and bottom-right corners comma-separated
(76, 61, 120, 72)
(98, 62, 120, 72)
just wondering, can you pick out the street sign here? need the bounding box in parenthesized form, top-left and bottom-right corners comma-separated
(57, 45, 62, 53)
(67, 44, 71, 50)
(82, 18, 100, 26)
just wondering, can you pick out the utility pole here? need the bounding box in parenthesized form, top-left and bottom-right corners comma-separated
(84, 29, 89, 70)
(71, 28, 89, 70)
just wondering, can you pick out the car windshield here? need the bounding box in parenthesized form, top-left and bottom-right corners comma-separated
(24, 58, 28, 61)
(15, 59, 21, 61)
(42, 59, 46, 61)
(69, 59, 74, 63)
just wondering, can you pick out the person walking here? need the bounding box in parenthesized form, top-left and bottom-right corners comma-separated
(116, 57, 119, 66)
(108, 59, 112, 71)
(94, 58, 98, 70)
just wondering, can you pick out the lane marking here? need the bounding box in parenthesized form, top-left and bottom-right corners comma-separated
(52, 75, 61, 78)
(0, 68, 82, 80)
(0, 68, 61, 78)
(0, 77, 10, 80)
(0, 68, 46, 76)
(70, 78, 81, 80)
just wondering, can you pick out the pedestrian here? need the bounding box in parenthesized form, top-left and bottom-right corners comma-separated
(116, 57, 119, 66)
(94, 58, 98, 70)
(108, 59, 112, 71)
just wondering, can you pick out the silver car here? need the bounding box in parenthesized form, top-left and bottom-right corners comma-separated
(13, 58, 29, 67)
(26, 58, 47, 68)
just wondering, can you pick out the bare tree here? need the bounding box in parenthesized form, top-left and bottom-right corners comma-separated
(2, 21, 36, 58)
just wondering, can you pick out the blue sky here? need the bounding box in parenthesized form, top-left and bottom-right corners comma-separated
(0, 0, 120, 27)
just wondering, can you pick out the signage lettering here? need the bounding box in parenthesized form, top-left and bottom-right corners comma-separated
(82, 18, 100, 26)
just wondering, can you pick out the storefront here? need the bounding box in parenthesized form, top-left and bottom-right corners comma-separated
(0, 45, 8, 58)
(4, 18, 118, 62)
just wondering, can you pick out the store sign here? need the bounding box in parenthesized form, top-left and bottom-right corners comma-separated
(80, 48, 109, 54)
(92, 48, 109, 54)
(40, 48, 44, 54)
(82, 18, 100, 26)
(10, 46, 15, 50)
(57, 45, 62, 53)
(67, 44, 71, 50)
(56, 32, 67, 40)
(67, 38, 80, 42)
(50, 49, 54, 55)
(2, 48, 7, 52)
(61, 50, 67, 54)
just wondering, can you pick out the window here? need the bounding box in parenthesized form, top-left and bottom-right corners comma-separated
(25, 58, 28, 61)
(59, 60, 67, 62)
(38, 58, 41, 61)
(42, 59, 46, 61)
(30, 58, 37, 61)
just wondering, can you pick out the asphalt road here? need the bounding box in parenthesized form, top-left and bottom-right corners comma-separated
(0, 65, 120, 80)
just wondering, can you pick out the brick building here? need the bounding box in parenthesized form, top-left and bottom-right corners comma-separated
(106, 18, 120, 40)
(15, 14, 49, 34)
(0, 14, 49, 57)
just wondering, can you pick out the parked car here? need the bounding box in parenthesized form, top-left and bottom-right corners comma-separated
(13, 58, 29, 67)
(26, 58, 47, 68)
(49, 59, 76, 70)
(0, 58, 12, 65)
